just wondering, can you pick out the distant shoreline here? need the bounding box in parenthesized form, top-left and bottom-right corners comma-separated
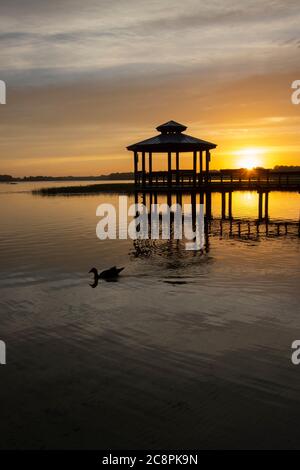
(0, 173, 134, 183)
(1, 166, 300, 183)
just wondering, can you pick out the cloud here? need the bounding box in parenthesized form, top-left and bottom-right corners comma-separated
(0, 0, 299, 84)
(0, 0, 299, 174)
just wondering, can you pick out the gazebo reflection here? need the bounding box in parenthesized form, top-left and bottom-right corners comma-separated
(130, 190, 299, 260)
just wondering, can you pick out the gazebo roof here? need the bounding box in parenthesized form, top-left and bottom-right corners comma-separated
(127, 120, 217, 152)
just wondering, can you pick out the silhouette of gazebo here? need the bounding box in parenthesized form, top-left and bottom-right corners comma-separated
(127, 120, 217, 189)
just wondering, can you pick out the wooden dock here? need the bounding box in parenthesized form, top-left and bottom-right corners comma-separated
(135, 169, 300, 192)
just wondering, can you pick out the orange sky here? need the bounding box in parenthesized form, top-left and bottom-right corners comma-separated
(0, 0, 299, 176)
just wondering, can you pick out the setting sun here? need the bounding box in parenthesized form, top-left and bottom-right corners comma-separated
(234, 147, 265, 169)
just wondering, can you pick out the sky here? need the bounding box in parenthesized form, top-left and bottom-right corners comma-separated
(0, 0, 299, 176)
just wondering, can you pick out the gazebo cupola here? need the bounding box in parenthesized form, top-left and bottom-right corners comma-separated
(127, 120, 217, 188)
(156, 121, 187, 134)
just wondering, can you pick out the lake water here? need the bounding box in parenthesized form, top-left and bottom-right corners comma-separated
(0, 182, 299, 449)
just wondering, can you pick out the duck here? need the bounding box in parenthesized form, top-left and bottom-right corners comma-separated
(89, 266, 125, 287)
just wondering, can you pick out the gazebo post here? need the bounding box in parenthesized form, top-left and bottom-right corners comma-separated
(206, 192, 212, 219)
(258, 191, 263, 220)
(134, 151, 138, 185)
(221, 192, 226, 219)
(193, 151, 197, 187)
(142, 151, 146, 187)
(149, 152, 152, 186)
(199, 150, 203, 184)
(191, 193, 196, 227)
(205, 150, 210, 183)
(265, 191, 269, 220)
(228, 191, 233, 219)
(176, 152, 179, 185)
(168, 152, 172, 187)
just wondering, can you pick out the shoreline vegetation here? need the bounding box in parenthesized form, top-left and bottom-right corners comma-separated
(33, 183, 136, 196)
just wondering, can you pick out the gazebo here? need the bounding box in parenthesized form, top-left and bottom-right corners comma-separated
(127, 120, 217, 189)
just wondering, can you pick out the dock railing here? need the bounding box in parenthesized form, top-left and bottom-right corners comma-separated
(135, 169, 300, 190)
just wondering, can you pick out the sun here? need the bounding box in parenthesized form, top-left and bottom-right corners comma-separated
(234, 147, 264, 170)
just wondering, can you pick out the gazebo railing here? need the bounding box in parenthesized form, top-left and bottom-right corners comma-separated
(136, 170, 206, 186)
